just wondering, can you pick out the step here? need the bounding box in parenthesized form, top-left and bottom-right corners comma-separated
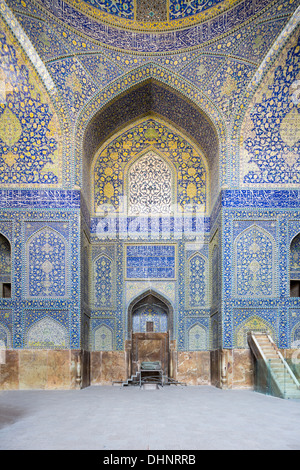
(271, 364, 286, 369)
(272, 369, 294, 378)
(280, 384, 299, 391)
(276, 380, 298, 389)
(274, 373, 295, 381)
(264, 353, 278, 359)
(260, 342, 276, 348)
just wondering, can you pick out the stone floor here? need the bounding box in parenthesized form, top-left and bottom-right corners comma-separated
(0, 385, 300, 450)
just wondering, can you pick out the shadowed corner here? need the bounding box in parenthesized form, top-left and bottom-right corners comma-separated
(0, 404, 26, 430)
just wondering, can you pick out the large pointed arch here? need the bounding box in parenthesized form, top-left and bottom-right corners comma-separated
(78, 71, 225, 209)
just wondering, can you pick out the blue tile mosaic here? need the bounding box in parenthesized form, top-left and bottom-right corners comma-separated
(0, 0, 300, 357)
(0, 190, 80, 208)
(33, 0, 273, 52)
(126, 245, 176, 279)
(169, 0, 224, 20)
(222, 190, 300, 208)
(81, 0, 134, 18)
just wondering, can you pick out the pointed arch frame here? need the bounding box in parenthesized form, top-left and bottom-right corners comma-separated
(127, 288, 174, 340)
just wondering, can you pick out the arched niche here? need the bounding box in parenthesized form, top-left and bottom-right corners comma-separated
(82, 78, 219, 211)
(0, 233, 11, 298)
(92, 254, 114, 308)
(92, 116, 209, 217)
(127, 289, 173, 339)
(94, 324, 113, 351)
(188, 323, 207, 351)
(291, 322, 300, 348)
(187, 252, 208, 308)
(0, 323, 11, 349)
(234, 315, 276, 349)
(26, 317, 69, 349)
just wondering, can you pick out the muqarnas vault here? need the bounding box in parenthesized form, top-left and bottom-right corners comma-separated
(0, 0, 300, 390)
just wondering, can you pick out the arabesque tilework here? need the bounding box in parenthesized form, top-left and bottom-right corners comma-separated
(0, 22, 62, 186)
(0, 0, 299, 360)
(93, 119, 207, 215)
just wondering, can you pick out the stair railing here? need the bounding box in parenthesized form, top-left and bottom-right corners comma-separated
(248, 331, 268, 362)
(266, 333, 300, 390)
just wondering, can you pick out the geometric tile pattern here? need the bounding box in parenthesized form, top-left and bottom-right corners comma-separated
(169, 0, 224, 20)
(83, 0, 134, 19)
(187, 254, 207, 307)
(126, 245, 176, 280)
(93, 255, 113, 307)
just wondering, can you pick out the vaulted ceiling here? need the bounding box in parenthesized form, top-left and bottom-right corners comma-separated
(6, 0, 298, 127)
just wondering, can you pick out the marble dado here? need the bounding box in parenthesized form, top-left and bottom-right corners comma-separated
(88, 349, 255, 387)
(90, 351, 127, 385)
(0, 350, 83, 390)
(176, 351, 210, 386)
(0, 348, 258, 389)
(210, 349, 254, 389)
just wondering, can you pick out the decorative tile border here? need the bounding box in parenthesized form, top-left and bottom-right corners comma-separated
(35, 0, 274, 38)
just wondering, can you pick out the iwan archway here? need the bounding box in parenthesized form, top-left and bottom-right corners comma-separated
(85, 79, 220, 387)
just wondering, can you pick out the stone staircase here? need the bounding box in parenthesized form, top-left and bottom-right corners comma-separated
(248, 331, 300, 399)
(112, 370, 141, 387)
(121, 370, 141, 387)
(113, 370, 187, 387)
